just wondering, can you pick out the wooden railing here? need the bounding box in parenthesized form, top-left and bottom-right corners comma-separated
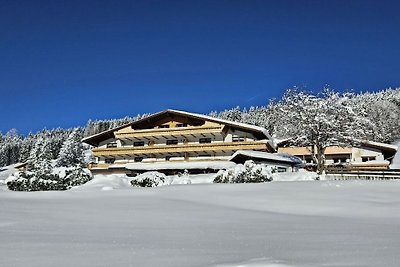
(92, 141, 270, 157)
(115, 125, 224, 140)
(88, 163, 112, 169)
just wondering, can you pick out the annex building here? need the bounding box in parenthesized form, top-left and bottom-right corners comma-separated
(278, 141, 398, 170)
(82, 109, 298, 175)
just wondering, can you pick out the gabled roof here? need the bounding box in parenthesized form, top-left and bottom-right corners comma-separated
(82, 109, 276, 148)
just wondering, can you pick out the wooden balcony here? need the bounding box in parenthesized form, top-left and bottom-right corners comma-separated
(88, 163, 112, 169)
(114, 125, 224, 140)
(92, 141, 270, 158)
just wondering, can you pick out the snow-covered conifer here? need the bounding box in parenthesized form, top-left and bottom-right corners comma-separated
(56, 128, 84, 167)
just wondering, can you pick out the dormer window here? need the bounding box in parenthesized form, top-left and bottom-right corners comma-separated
(160, 125, 170, 128)
(176, 123, 187, 127)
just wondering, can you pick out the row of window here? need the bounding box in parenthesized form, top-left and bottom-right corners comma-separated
(104, 154, 212, 164)
(159, 123, 188, 128)
(107, 138, 214, 148)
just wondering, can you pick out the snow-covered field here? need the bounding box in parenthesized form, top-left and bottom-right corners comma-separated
(1, 175, 400, 267)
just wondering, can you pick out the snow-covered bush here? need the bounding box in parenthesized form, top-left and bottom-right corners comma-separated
(55, 167, 92, 189)
(213, 160, 273, 183)
(6, 171, 64, 191)
(130, 172, 170, 187)
(6, 166, 92, 191)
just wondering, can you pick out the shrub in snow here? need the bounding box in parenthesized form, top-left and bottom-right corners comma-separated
(213, 160, 273, 183)
(130, 172, 169, 187)
(59, 167, 92, 188)
(6, 167, 92, 191)
(6, 171, 64, 191)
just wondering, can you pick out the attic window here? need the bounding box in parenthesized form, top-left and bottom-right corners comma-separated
(160, 125, 169, 128)
(362, 156, 376, 162)
(176, 123, 187, 127)
(232, 135, 245, 142)
(106, 142, 117, 148)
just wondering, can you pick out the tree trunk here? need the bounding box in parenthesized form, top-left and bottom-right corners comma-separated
(316, 146, 326, 175)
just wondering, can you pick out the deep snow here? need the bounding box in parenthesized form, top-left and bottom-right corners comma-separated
(1, 177, 400, 267)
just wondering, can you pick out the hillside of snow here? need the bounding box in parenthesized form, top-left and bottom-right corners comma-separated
(1, 179, 400, 267)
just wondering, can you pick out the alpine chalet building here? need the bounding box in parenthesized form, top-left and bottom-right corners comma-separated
(82, 109, 277, 175)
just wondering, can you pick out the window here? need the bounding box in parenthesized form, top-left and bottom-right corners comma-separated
(133, 141, 145, 147)
(199, 154, 211, 157)
(199, 138, 212, 143)
(232, 135, 245, 142)
(159, 125, 170, 128)
(105, 158, 115, 164)
(134, 157, 143, 162)
(277, 167, 287, 173)
(165, 156, 172, 161)
(176, 123, 187, 127)
(334, 157, 349, 164)
(106, 142, 117, 148)
(362, 156, 376, 162)
(166, 139, 178, 145)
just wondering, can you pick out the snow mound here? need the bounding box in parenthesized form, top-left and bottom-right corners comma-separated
(73, 174, 133, 191)
(272, 169, 318, 181)
(215, 258, 295, 267)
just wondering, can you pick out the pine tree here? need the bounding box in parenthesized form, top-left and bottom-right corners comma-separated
(56, 128, 84, 167)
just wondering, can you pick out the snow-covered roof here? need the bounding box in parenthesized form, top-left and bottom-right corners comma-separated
(362, 140, 398, 152)
(230, 150, 302, 165)
(351, 160, 390, 166)
(167, 109, 274, 142)
(125, 161, 236, 171)
(82, 109, 276, 149)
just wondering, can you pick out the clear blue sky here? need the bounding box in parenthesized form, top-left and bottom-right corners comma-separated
(1, 0, 400, 135)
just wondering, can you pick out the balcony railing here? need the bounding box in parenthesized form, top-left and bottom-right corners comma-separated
(92, 141, 270, 157)
(114, 125, 224, 140)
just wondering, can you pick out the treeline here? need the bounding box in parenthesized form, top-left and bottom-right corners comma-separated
(1, 87, 399, 170)
(0, 114, 145, 168)
(211, 87, 400, 144)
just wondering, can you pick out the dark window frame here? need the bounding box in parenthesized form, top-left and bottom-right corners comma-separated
(106, 142, 117, 148)
(199, 137, 212, 143)
(166, 139, 179, 145)
(134, 157, 144, 162)
(133, 141, 145, 147)
(105, 158, 115, 164)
